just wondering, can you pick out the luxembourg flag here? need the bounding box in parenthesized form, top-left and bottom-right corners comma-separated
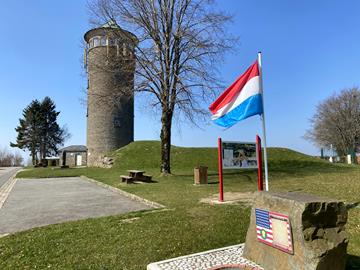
(209, 60, 263, 128)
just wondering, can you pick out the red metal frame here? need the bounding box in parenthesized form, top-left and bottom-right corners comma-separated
(256, 135, 263, 191)
(218, 137, 224, 202)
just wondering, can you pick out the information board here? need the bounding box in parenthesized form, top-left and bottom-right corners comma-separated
(222, 141, 257, 169)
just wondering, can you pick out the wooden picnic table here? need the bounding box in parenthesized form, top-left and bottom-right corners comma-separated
(121, 170, 153, 184)
(127, 170, 145, 179)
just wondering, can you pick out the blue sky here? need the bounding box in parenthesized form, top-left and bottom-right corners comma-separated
(1, 0, 360, 158)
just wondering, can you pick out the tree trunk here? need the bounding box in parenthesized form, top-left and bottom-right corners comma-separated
(32, 154, 35, 166)
(160, 110, 173, 174)
(31, 147, 36, 166)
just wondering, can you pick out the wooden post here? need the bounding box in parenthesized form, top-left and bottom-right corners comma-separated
(218, 137, 224, 202)
(256, 135, 264, 191)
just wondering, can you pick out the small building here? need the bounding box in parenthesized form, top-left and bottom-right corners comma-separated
(59, 145, 87, 167)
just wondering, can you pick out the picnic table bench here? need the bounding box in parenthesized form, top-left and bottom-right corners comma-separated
(120, 170, 153, 184)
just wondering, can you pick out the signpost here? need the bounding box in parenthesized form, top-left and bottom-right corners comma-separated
(256, 135, 263, 191)
(218, 137, 263, 201)
(218, 138, 224, 202)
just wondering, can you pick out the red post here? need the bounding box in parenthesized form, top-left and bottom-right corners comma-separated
(256, 135, 264, 191)
(218, 137, 224, 202)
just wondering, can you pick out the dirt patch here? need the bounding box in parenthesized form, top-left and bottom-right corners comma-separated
(200, 192, 255, 206)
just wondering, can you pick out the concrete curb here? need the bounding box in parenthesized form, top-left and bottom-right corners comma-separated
(0, 172, 18, 209)
(80, 175, 165, 209)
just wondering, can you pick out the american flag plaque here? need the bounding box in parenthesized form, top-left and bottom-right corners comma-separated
(255, 208, 293, 254)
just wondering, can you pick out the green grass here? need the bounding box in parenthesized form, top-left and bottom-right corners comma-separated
(2, 140, 360, 269)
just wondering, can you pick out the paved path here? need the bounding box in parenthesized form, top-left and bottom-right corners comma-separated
(0, 167, 21, 188)
(0, 177, 152, 235)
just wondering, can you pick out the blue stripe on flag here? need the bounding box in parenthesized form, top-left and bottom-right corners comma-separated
(255, 208, 270, 229)
(256, 221, 270, 228)
(255, 209, 268, 216)
(213, 93, 263, 128)
(256, 212, 268, 217)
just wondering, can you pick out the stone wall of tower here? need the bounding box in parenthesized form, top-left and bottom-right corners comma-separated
(85, 27, 137, 166)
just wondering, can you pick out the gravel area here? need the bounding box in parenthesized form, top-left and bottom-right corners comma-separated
(147, 244, 264, 270)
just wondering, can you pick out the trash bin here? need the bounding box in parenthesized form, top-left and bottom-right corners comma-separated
(194, 166, 208, 185)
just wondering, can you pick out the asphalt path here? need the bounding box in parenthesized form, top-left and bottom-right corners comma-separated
(0, 167, 21, 188)
(0, 177, 153, 235)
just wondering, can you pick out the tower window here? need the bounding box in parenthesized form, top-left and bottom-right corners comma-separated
(113, 117, 121, 128)
(93, 37, 100, 47)
(101, 37, 107, 46)
(108, 38, 115, 46)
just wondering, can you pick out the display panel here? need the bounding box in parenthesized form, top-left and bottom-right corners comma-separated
(222, 141, 257, 169)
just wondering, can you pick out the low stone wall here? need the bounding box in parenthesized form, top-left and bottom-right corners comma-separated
(89, 155, 114, 168)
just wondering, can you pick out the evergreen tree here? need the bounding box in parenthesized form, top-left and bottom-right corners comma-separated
(38, 97, 69, 159)
(11, 100, 42, 165)
(11, 97, 69, 165)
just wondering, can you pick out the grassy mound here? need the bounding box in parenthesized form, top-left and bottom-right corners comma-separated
(18, 140, 345, 180)
(112, 140, 339, 173)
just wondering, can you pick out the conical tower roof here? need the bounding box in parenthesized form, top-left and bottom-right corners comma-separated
(100, 20, 120, 29)
(84, 20, 137, 44)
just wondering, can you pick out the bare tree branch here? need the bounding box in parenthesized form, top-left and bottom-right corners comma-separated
(87, 0, 236, 173)
(305, 87, 360, 156)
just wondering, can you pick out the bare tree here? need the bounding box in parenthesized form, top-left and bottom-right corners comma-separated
(305, 87, 360, 156)
(13, 151, 24, 167)
(0, 148, 12, 167)
(0, 147, 23, 167)
(88, 0, 235, 173)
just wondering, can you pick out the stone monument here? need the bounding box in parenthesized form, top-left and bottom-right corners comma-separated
(243, 192, 348, 270)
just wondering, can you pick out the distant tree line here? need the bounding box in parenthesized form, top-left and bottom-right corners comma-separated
(11, 97, 69, 165)
(305, 87, 360, 157)
(0, 148, 23, 167)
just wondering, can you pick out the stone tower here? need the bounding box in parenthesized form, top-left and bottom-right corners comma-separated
(84, 21, 137, 166)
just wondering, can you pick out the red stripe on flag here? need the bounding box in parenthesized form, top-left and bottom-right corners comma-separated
(209, 60, 259, 114)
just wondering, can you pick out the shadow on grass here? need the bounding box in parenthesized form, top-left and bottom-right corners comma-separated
(347, 254, 360, 270)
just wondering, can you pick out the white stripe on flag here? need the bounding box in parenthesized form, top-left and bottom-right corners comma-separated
(256, 226, 272, 233)
(212, 76, 260, 120)
(257, 235, 273, 244)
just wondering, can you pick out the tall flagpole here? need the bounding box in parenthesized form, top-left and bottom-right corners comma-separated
(258, 52, 269, 191)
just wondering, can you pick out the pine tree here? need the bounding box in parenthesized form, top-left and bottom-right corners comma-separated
(38, 97, 69, 159)
(11, 97, 69, 165)
(11, 100, 42, 164)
